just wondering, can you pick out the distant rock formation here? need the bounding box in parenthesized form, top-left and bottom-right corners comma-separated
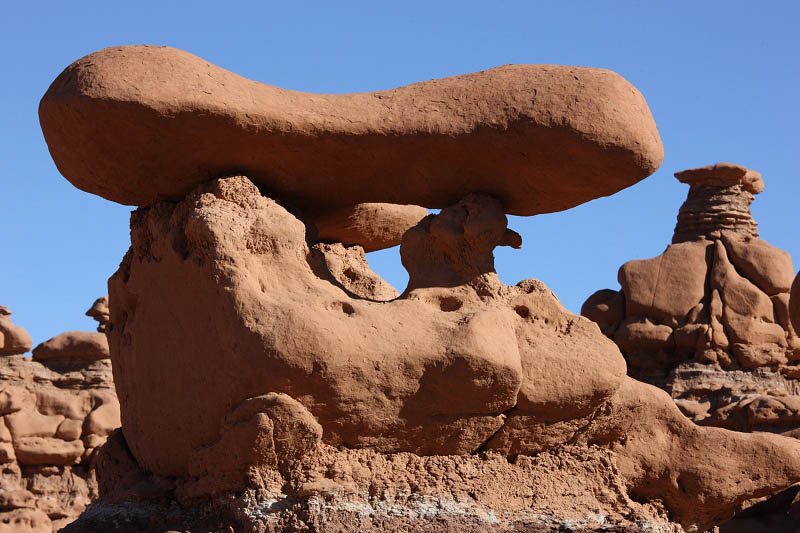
(583, 163, 800, 530)
(85, 297, 109, 333)
(583, 163, 798, 430)
(0, 303, 119, 531)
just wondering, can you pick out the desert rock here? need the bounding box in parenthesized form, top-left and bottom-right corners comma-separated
(85, 297, 109, 333)
(39, 45, 663, 214)
(0, 307, 32, 356)
(99, 175, 800, 531)
(313, 203, 428, 252)
(308, 243, 399, 301)
(0, 303, 120, 530)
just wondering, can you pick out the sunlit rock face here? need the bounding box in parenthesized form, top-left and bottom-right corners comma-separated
(38, 47, 800, 532)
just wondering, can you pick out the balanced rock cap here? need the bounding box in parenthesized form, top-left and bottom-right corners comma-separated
(672, 162, 763, 243)
(675, 162, 764, 194)
(39, 45, 664, 216)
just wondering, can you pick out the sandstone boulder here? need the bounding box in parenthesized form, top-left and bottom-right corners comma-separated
(32, 331, 109, 362)
(583, 163, 800, 526)
(580, 288, 625, 332)
(313, 203, 428, 252)
(308, 243, 399, 301)
(39, 45, 663, 214)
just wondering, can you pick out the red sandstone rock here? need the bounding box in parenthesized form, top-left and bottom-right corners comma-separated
(580, 288, 625, 332)
(102, 176, 800, 531)
(0, 305, 119, 529)
(85, 297, 109, 333)
(721, 232, 794, 295)
(0, 307, 32, 356)
(308, 243, 399, 301)
(32, 331, 109, 362)
(618, 240, 710, 324)
(313, 203, 428, 252)
(583, 164, 800, 527)
(675, 162, 764, 193)
(39, 45, 663, 214)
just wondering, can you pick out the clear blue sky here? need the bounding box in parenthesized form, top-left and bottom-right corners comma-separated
(1, 1, 798, 350)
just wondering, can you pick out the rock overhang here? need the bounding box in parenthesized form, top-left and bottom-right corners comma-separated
(39, 45, 664, 215)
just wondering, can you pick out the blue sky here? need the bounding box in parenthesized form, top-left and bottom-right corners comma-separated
(1, 1, 798, 350)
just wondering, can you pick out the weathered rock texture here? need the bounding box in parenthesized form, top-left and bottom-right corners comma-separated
(39, 45, 664, 215)
(313, 203, 428, 252)
(66, 430, 682, 532)
(0, 305, 120, 531)
(582, 163, 800, 529)
(583, 163, 798, 427)
(97, 176, 800, 531)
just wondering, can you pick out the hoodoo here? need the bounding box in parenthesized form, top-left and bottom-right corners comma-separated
(36, 48, 800, 532)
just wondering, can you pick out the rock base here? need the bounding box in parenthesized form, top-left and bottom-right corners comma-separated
(63, 431, 682, 532)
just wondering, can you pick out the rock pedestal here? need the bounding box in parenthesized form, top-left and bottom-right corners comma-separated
(37, 48, 800, 532)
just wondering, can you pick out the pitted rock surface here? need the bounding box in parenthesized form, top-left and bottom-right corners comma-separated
(103, 176, 800, 531)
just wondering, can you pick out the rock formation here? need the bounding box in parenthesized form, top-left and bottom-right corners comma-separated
(583, 163, 800, 530)
(38, 49, 800, 531)
(0, 303, 119, 531)
(85, 297, 109, 333)
(583, 163, 798, 431)
(0, 306, 32, 356)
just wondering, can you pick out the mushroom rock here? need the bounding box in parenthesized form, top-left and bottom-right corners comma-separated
(39, 45, 664, 214)
(85, 297, 109, 333)
(672, 162, 762, 243)
(582, 163, 800, 527)
(0, 307, 32, 356)
(308, 243, 399, 301)
(0, 302, 119, 530)
(93, 175, 800, 531)
(313, 203, 428, 252)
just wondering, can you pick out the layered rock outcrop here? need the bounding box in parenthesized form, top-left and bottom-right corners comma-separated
(39, 48, 800, 532)
(0, 303, 119, 531)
